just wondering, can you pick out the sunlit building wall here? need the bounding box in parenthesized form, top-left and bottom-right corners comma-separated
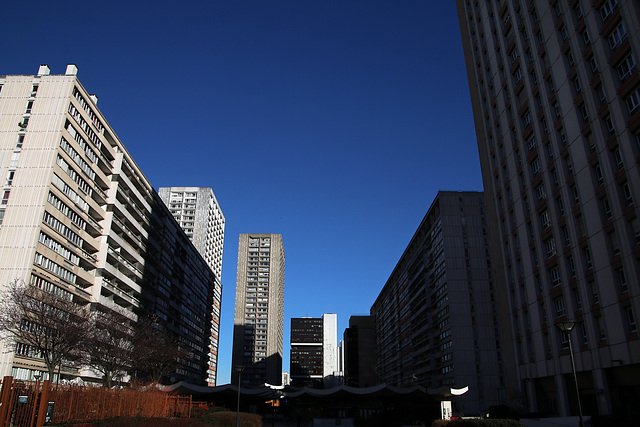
(0, 65, 219, 385)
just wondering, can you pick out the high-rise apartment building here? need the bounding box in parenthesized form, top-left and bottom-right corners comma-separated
(290, 313, 339, 388)
(0, 65, 221, 386)
(158, 186, 225, 386)
(457, 0, 640, 420)
(371, 191, 503, 415)
(158, 187, 225, 278)
(231, 233, 284, 386)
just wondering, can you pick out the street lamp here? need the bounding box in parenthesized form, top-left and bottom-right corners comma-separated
(235, 366, 245, 427)
(556, 321, 584, 427)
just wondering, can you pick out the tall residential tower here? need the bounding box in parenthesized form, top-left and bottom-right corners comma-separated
(458, 0, 640, 420)
(158, 187, 225, 278)
(0, 65, 221, 385)
(231, 233, 285, 386)
(158, 187, 225, 385)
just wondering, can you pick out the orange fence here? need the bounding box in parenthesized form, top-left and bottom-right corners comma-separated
(0, 376, 193, 426)
(0, 376, 51, 427)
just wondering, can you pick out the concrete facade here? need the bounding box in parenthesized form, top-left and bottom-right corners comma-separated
(231, 233, 284, 386)
(158, 187, 225, 278)
(158, 186, 225, 385)
(371, 191, 503, 415)
(457, 0, 640, 420)
(290, 314, 339, 388)
(0, 65, 221, 386)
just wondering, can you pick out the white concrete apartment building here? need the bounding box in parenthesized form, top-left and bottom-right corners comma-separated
(458, 0, 640, 421)
(231, 233, 285, 386)
(0, 65, 221, 385)
(158, 187, 225, 278)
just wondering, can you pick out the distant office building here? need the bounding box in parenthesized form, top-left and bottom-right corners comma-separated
(290, 317, 323, 387)
(231, 234, 285, 386)
(158, 186, 225, 385)
(282, 372, 290, 386)
(343, 315, 376, 388)
(290, 313, 339, 388)
(371, 191, 503, 415)
(0, 65, 219, 385)
(336, 340, 345, 386)
(457, 0, 640, 419)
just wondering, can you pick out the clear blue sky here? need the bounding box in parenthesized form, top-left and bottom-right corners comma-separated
(2, 1, 483, 385)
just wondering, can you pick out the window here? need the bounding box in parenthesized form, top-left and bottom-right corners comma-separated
(0, 209, 5, 226)
(572, 185, 580, 204)
(514, 67, 523, 84)
(627, 307, 637, 333)
(1, 190, 9, 205)
(569, 257, 576, 278)
(613, 148, 624, 169)
(609, 23, 627, 50)
(550, 266, 561, 287)
(581, 29, 590, 46)
(531, 158, 541, 176)
(617, 54, 637, 83)
(618, 268, 628, 293)
(545, 238, 556, 258)
(622, 182, 633, 206)
(627, 89, 640, 115)
(595, 165, 604, 185)
(5, 171, 15, 187)
(585, 247, 593, 270)
(522, 111, 531, 127)
(605, 115, 615, 136)
(541, 210, 551, 228)
(555, 297, 566, 317)
(536, 183, 546, 201)
(603, 197, 612, 219)
(580, 105, 589, 123)
(573, 77, 581, 93)
(510, 48, 519, 64)
(600, 0, 618, 22)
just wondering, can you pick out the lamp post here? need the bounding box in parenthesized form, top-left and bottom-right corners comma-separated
(235, 366, 245, 427)
(556, 321, 584, 427)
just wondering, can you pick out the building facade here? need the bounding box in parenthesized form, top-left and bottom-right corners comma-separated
(231, 233, 285, 386)
(457, 0, 640, 420)
(0, 65, 221, 386)
(158, 187, 225, 278)
(158, 186, 225, 385)
(343, 315, 376, 388)
(290, 313, 339, 388)
(371, 191, 503, 415)
(290, 317, 323, 387)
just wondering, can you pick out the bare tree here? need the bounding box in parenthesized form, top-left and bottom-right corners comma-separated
(0, 279, 91, 381)
(131, 316, 187, 384)
(83, 309, 135, 388)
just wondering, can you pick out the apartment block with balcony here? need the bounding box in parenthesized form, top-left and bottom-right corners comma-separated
(158, 186, 225, 385)
(0, 65, 220, 385)
(457, 0, 640, 420)
(231, 233, 285, 386)
(371, 191, 503, 416)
